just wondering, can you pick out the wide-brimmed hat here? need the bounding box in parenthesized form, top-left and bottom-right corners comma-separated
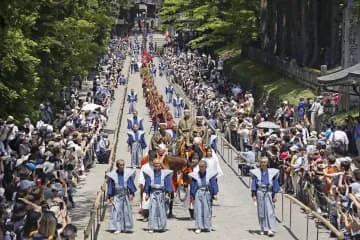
(36, 161, 55, 174)
(193, 137, 203, 144)
(50, 182, 63, 192)
(295, 124, 303, 131)
(310, 131, 318, 137)
(289, 145, 299, 152)
(16, 154, 31, 167)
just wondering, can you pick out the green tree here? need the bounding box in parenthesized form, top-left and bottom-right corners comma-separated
(160, 0, 260, 50)
(0, 0, 116, 120)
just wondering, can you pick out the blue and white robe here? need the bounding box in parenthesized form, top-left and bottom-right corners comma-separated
(207, 118, 217, 129)
(189, 170, 218, 231)
(127, 130, 146, 167)
(127, 117, 144, 131)
(127, 93, 137, 114)
(144, 169, 173, 231)
(96, 135, 110, 163)
(250, 168, 280, 231)
(118, 75, 126, 85)
(209, 135, 217, 152)
(107, 169, 137, 232)
(165, 86, 174, 103)
(151, 66, 157, 79)
(172, 97, 184, 118)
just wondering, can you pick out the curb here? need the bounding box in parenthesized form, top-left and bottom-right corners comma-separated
(83, 56, 131, 240)
(107, 59, 131, 172)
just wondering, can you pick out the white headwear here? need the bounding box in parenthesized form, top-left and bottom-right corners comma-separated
(158, 143, 168, 151)
(193, 137, 203, 144)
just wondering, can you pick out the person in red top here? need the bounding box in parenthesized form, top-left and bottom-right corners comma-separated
(333, 93, 339, 105)
(333, 93, 339, 113)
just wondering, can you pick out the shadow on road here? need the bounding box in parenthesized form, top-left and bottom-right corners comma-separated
(282, 225, 301, 240)
(174, 216, 191, 221)
(103, 129, 116, 135)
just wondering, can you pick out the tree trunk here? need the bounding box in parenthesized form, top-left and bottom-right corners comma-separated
(272, 0, 278, 55)
(300, 0, 308, 66)
(278, 0, 287, 58)
(309, 0, 319, 67)
(266, 0, 275, 52)
(329, 0, 338, 67)
(289, 0, 299, 61)
(260, 0, 268, 50)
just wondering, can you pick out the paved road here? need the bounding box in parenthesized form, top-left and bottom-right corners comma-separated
(95, 52, 331, 240)
(73, 34, 333, 240)
(69, 58, 130, 240)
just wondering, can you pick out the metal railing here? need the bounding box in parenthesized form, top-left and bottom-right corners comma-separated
(279, 193, 344, 240)
(83, 183, 107, 240)
(83, 59, 130, 240)
(167, 72, 345, 240)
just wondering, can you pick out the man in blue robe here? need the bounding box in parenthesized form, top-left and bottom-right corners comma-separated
(127, 110, 144, 131)
(189, 160, 218, 234)
(127, 124, 147, 168)
(250, 157, 280, 237)
(207, 115, 218, 129)
(172, 93, 184, 118)
(143, 159, 173, 233)
(118, 74, 126, 85)
(208, 129, 218, 153)
(96, 134, 110, 164)
(130, 56, 137, 74)
(165, 84, 174, 104)
(107, 159, 137, 234)
(127, 89, 137, 114)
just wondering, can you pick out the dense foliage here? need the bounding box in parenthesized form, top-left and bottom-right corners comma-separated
(160, 0, 260, 49)
(160, 0, 350, 69)
(0, 0, 121, 120)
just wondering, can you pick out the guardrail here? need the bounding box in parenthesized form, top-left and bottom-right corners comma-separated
(83, 58, 130, 240)
(167, 70, 345, 240)
(280, 193, 345, 240)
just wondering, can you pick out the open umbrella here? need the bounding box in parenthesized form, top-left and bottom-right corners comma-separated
(231, 87, 242, 96)
(81, 103, 104, 112)
(256, 121, 280, 129)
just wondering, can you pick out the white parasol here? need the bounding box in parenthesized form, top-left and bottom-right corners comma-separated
(231, 87, 242, 96)
(81, 103, 104, 112)
(256, 121, 280, 129)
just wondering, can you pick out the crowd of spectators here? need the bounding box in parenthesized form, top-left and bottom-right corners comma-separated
(163, 44, 360, 238)
(0, 38, 127, 239)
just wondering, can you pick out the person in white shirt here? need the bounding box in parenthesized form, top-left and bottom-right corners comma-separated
(5, 116, 19, 142)
(309, 97, 321, 131)
(328, 126, 349, 153)
(23, 117, 34, 138)
(237, 123, 251, 152)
